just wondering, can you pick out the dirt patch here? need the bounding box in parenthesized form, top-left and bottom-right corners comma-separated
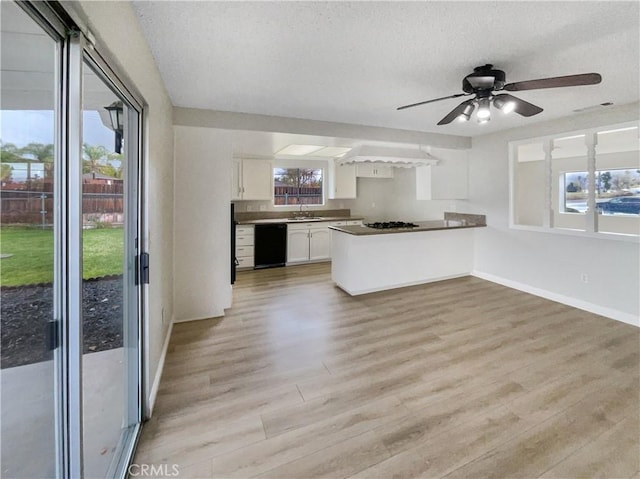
(1, 276, 123, 369)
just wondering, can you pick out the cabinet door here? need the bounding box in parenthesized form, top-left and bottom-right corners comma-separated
(374, 165, 394, 178)
(356, 164, 394, 178)
(242, 159, 272, 200)
(355, 163, 376, 178)
(287, 229, 310, 263)
(334, 164, 357, 198)
(309, 228, 331, 261)
(231, 158, 242, 200)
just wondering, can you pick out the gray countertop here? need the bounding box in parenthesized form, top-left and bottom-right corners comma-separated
(237, 216, 364, 225)
(329, 220, 486, 236)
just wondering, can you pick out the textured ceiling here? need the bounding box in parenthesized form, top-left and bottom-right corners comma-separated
(132, 1, 639, 137)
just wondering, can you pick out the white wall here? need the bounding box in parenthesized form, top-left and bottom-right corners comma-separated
(173, 126, 233, 321)
(69, 1, 175, 412)
(466, 103, 640, 325)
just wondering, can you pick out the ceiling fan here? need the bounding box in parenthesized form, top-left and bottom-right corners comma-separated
(397, 64, 602, 125)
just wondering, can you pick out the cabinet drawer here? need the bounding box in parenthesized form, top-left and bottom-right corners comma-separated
(235, 245, 254, 257)
(287, 222, 313, 231)
(236, 226, 254, 236)
(236, 234, 254, 246)
(347, 220, 362, 225)
(237, 256, 254, 268)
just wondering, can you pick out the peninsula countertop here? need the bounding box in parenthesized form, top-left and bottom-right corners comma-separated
(329, 219, 486, 236)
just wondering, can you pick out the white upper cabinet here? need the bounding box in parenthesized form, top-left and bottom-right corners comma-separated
(328, 159, 357, 199)
(416, 149, 469, 200)
(232, 158, 272, 200)
(355, 163, 394, 178)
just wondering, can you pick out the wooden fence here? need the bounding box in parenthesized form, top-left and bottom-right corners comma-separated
(1, 182, 124, 225)
(274, 185, 322, 205)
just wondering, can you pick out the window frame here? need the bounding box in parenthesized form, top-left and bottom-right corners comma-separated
(509, 121, 640, 243)
(272, 166, 325, 207)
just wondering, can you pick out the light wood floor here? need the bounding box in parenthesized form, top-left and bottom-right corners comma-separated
(134, 263, 639, 478)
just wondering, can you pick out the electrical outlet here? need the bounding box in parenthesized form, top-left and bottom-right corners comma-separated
(371, 202, 376, 208)
(259, 205, 266, 211)
(581, 273, 589, 283)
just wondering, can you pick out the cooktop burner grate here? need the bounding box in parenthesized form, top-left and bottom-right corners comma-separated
(365, 221, 419, 229)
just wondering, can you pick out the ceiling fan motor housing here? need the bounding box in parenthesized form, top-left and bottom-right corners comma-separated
(462, 64, 506, 93)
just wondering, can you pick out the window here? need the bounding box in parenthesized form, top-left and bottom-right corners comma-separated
(273, 167, 323, 205)
(563, 169, 640, 215)
(510, 122, 640, 238)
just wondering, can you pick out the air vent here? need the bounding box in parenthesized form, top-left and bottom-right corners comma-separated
(573, 102, 613, 113)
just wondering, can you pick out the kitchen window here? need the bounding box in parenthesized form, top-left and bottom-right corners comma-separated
(273, 167, 324, 206)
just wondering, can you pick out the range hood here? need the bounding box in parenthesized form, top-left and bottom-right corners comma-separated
(336, 145, 439, 168)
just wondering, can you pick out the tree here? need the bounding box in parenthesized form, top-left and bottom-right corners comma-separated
(275, 168, 322, 187)
(20, 142, 54, 179)
(600, 171, 612, 192)
(0, 141, 24, 163)
(82, 143, 110, 174)
(566, 182, 579, 193)
(1, 163, 13, 182)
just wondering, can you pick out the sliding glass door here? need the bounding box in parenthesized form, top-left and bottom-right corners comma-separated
(81, 59, 140, 479)
(0, 2, 59, 477)
(1, 2, 144, 477)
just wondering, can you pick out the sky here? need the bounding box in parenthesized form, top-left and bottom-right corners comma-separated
(1, 109, 116, 151)
(1, 109, 119, 181)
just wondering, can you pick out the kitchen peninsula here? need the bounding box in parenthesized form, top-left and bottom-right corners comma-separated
(329, 212, 486, 295)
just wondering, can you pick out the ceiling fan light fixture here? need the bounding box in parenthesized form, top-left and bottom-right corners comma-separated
(477, 116, 490, 125)
(476, 98, 491, 119)
(493, 94, 516, 114)
(457, 103, 475, 122)
(502, 101, 516, 114)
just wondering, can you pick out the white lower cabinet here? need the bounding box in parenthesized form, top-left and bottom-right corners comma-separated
(309, 228, 331, 261)
(287, 229, 311, 263)
(235, 225, 255, 269)
(287, 223, 332, 264)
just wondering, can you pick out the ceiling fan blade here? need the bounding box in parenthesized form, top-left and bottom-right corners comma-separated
(397, 93, 468, 111)
(437, 99, 475, 125)
(495, 93, 543, 117)
(503, 73, 601, 92)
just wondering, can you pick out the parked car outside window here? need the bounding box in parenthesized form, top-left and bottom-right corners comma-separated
(597, 196, 640, 215)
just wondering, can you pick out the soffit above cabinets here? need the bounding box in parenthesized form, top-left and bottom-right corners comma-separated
(231, 130, 456, 161)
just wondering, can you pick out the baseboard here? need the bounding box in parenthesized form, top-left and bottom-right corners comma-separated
(472, 270, 639, 327)
(173, 310, 225, 323)
(336, 273, 470, 296)
(148, 320, 173, 416)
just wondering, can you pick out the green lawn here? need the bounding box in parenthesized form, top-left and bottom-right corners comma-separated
(0, 226, 124, 287)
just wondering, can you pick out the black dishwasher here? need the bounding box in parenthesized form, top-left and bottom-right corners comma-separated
(254, 223, 287, 269)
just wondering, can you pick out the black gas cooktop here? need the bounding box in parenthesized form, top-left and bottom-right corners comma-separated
(364, 221, 419, 229)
